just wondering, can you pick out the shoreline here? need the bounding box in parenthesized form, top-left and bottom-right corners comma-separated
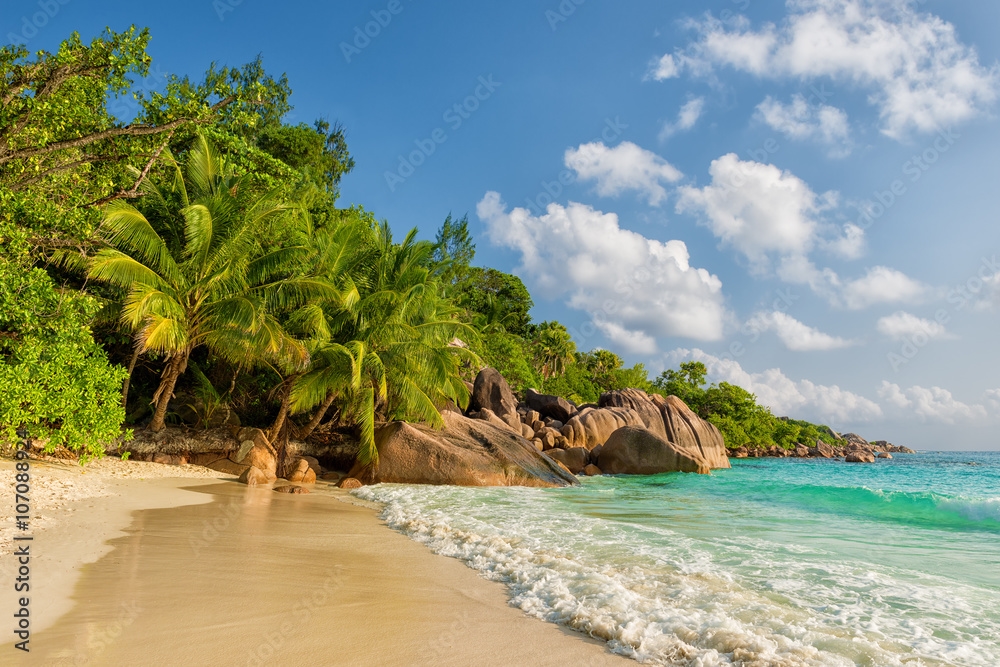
(2, 459, 629, 666)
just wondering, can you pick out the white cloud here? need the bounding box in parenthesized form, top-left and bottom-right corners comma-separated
(878, 381, 988, 423)
(756, 94, 852, 156)
(876, 311, 953, 341)
(477, 192, 729, 349)
(823, 222, 866, 259)
(661, 97, 706, 140)
(648, 53, 680, 80)
(675, 153, 836, 271)
(664, 348, 883, 423)
(564, 141, 684, 206)
(674, 0, 999, 138)
(840, 266, 928, 309)
(747, 310, 857, 351)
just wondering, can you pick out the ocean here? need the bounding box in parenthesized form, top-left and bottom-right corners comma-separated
(356, 451, 1000, 666)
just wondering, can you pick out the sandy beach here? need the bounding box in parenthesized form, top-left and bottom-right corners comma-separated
(1, 458, 628, 666)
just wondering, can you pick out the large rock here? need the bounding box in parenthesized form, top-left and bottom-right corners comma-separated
(650, 394, 730, 469)
(560, 407, 645, 450)
(545, 447, 589, 474)
(598, 427, 710, 475)
(846, 452, 876, 463)
(599, 389, 669, 440)
(229, 429, 277, 478)
(469, 368, 520, 430)
(842, 433, 870, 449)
(809, 440, 835, 458)
(239, 466, 272, 486)
(525, 389, 576, 423)
(472, 408, 519, 434)
(347, 411, 578, 487)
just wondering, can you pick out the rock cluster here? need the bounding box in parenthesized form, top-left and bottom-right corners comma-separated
(730, 432, 915, 463)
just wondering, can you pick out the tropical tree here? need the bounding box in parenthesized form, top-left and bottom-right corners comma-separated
(532, 321, 576, 379)
(87, 134, 319, 431)
(289, 223, 476, 470)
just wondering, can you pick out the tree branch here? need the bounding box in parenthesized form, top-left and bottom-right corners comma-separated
(86, 131, 174, 208)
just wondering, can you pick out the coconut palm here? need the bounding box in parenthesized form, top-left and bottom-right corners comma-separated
(533, 321, 576, 379)
(289, 222, 477, 470)
(88, 134, 323, 431)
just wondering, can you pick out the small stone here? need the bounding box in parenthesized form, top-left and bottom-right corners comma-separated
(582, 464, 602, 476)
(338, 477, 364, 489)
(274, 485, 309, 494)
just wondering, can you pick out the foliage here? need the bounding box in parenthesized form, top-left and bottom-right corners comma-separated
(531, 321, 576, 379)
(0, 239, 127, 460)
(454, 268, 533, 337)
(87, 134, 315, 430)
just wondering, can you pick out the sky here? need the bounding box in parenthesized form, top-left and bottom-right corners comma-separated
(7, 0, 1000, 450)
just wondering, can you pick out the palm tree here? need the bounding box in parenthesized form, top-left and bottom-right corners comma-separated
(88, 134, 320, 431)
(533, 321, 576, 379)
(289, 222, 477, 471)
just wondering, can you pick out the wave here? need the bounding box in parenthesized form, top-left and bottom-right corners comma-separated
(728, 480, 1000, 532)
(356, 484, 1000, 666)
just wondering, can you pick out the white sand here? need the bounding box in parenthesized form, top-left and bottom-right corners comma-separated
(1, 458, 629, 666)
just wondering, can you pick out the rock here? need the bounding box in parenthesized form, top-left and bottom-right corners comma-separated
(809, 440, 835, 458)
(547, 420, 564, 431)
(302, 456, 322, 475)
(552, 460, 573, 476)
(520, 423, 534, 439)
(274, 485, 310, 494)
(152, 453, 184, 466)
(524, 410, 541, 425)
(598, 426, 711, 475)
(347, 411, 578, 487)
(531, 438, 543, 452)
(239, 466, 272, 486)
(650, 394, 730, 470)
(582, 464, 603, 476)
(546, 447, 589, 474)
(732, 446, 749, 458)
(338, 477, 364, 489)
(560, 407, 645, 450)
(531, 420, 545, 433)
(469, 368, 520, 429)
(599, 389, 669, 440)
(473, 408, 519, 434)
(846, 452, 876, 463)
(877, 452, 893, 459)
(205, 458, 251, 477)
(286, 458, 314, 482)
(794, 445, 810, 458)
(589, 444, 603, 465)
(229, 433, 278, 478)
(842, 433, 871, 449)
(525, 389, 576, 423)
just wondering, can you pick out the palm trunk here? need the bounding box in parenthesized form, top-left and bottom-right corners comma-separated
(121, 346, 141, 408)
(148, 351, 189, 432)
(268, 376, 299, 443)
(299, 392, 337, 440)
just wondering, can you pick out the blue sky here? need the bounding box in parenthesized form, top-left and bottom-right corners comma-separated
(7, 0, 1000, 449)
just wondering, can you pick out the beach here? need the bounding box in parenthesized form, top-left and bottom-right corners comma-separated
(1, 458, 628, 666)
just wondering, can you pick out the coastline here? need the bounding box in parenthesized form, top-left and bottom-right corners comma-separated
(2, 461, 629, 666)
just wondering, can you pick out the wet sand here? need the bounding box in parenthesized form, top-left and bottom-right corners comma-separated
(5, 478, 629, 666)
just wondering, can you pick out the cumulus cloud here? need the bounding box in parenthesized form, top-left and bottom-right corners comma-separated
(564, 141, 684, 206)
(477, 192, 729, 350)
(878, 381, 988, 423)
(660, 97, 706, 140)
(672, 0, 999, 138)
(876, 311, 953, 341)
(648, 53, 680, 80)
(663, 348, 883, 423)
(756, 94, 852, 156)
(675, 153, 837, 271)
(840, 266, 929, 309)
(746, 310, 857, 351)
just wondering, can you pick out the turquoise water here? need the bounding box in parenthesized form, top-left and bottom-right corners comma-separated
(356, 452, 1000, 666)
